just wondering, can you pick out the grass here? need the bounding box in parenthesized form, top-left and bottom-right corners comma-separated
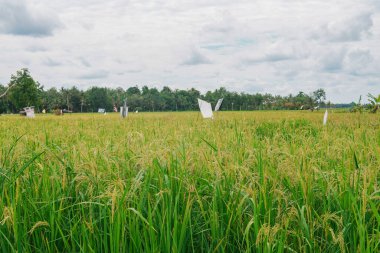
(0, 111, 379, 252)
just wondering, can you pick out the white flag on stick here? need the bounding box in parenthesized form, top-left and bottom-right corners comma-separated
(121, 99, 128, 118)
(323, 109, 328, 125)
(214, 98, 224, 111)
(120, 106, 128, 118)
(198, 98, 213, 118)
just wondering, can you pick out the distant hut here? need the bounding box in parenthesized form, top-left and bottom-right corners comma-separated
(19, 106, 35, 118)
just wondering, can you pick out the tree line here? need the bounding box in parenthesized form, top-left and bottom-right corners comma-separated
(0, 68, 329, 113)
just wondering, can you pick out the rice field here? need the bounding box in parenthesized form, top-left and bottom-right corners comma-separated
(0, 111, 379, 252)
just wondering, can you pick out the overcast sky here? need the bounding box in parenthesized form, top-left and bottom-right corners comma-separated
(0, 0, 379, 103)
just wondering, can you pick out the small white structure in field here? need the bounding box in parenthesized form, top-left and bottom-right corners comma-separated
(323, 109, 328, 125)
(120, 106, 128, 117)
(135, 110, 138, 113)
(121, 99, 128, 118)
(214, 98, 224, 111)
(300, 105, 304, 110)
(98, 108, 105, 113)
(24, 106, 35, 118)
(198, 98, 213, 119)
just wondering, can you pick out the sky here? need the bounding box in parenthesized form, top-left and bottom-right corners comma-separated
(0, 0, 379, 103)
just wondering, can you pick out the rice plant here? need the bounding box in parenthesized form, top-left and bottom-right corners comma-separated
(0, 111, 379, 252)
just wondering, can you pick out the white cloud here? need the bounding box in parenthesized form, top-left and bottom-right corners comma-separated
(312, 12, 373, 42)
(0, 0, 62, 36)
(0, 0, 379, 102)
(343, 49, 379, 76)
(182, 49, 212, 65)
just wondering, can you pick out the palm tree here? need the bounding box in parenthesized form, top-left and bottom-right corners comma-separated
(351, 96, 364, 113)
(367, 93, 380, 113)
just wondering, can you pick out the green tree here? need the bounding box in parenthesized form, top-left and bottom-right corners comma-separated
(0, 68, 332, 112)
(367, 93, 380, 113)
(67, 87, 83, 112)
(41, 88, 64, 111)
(109, 87, 125, 108)
(85, 87, 113, 112)
(350, 96, 364, 113)
(126, 86, 141, 96)
(289, 91, 313, 110)
(187, 88, 201, 110)
(8, 69, 43, 112)
(313, 88, 326, 106)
